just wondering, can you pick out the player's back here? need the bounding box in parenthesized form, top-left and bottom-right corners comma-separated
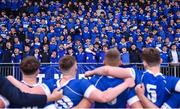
(136, 70, 170, 107)
(89, 75, 137, 108)
(44, 78, 93, 108)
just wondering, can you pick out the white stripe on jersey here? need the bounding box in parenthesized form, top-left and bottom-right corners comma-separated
(175, 80, 180, 92)
(161, 103, 172, 109)
(95, 76, 103, 86)
(128, 68, 136, 79)
(0, 95, 9, 108)
(41, 83, 51, 96)
(84, 85, 96, 98)
(127, 95, 139, 106)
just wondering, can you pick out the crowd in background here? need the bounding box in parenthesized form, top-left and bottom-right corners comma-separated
(0, 0, 179, 64)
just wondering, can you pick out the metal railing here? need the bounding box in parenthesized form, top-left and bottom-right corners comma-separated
(0, 63, 179, 80)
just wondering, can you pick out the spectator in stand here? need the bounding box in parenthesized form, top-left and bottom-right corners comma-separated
(98, 45, 108, 63)
(75, 46, 86, 63)
(121, 47, 130, 64)
(33, 48, 41, 62)
(50, 51, 58, 63)
(169, 44, 180, 64)
(22, 45, 31, 58)
(2, 41, 13, 63)
(85, 44, 97, 63)
(0, 0, 179, 64)
(57, 44, 65, 60)
(11, 48, 22, 63)
(129, 44, 141, 63)
(160, 45, 169, 63)
(41, 44, 50, 63)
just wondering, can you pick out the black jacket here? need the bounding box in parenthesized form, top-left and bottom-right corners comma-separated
(0, 77, 47, 108)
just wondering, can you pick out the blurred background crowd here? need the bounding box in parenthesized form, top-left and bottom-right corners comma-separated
(0, 0, 179, 64)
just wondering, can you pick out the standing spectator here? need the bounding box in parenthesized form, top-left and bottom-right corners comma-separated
(0, 25, 8, 39)
(85, 45, 97, 63)
(118, 37, 127, 50)
(169, 44, 180, 63)
(155, 36, 163, 51)
(33, 48, 41, 62)
(22, 45, 31, 58)
(67, 47, 74, 56)
(13, 37, 23, 51)
(33, 37, 41, 49)
(0, 45, 3, 63)
(17, 26, 25, 42)
(129, 44, 141, 63)
(75, 46, 86, 63)
(136, 35, 144, 50)
(41, 44, 50, 63)
(2, 41, 13, 63)
(160, 45, 169, 63)
(57, 44, 65, 60)
(11, 48, 22, 63)
(0, 36, 3, 48)
(49, 37, 57, 53)
(98, 45, 108, 63)
(50, 51, 58, 63)
(121, 47, 130, 64)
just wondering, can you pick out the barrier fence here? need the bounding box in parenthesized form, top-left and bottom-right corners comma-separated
(0, 63, 179, 81)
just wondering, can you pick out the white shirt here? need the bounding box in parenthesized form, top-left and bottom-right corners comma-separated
(171, 50, 178, 63)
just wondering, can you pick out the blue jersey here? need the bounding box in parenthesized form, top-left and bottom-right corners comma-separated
(131, 68, 180, 107)
(161, 92, 180, 108)
(165, 76, 180, 93)
(43, 78, 95, 108)
(89, 75, 139, 108)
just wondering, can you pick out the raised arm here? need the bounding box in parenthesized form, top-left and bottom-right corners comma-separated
(135, 84, 159, 108)
(85, 66, 134, 79)
(86, 78, 135, 103)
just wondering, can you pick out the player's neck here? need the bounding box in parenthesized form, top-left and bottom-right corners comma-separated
(22, 75, 37, 85)
(147, 66, 160, 74)
(61, 75, 74, 85)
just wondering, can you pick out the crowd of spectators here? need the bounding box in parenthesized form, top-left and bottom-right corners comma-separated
(0, 0, 179, 64)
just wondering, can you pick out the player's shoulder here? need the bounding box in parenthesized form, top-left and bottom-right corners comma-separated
(41, 79, 58, 92)
(89, 75, 104, 84)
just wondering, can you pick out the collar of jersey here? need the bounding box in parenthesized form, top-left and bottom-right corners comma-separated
(145, 70, 163, 77)
(21, 80, 40, 87)
(56, 78, 75, 88)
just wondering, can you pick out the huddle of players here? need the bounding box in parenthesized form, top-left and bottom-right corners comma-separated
(0, 47, 180, 108)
